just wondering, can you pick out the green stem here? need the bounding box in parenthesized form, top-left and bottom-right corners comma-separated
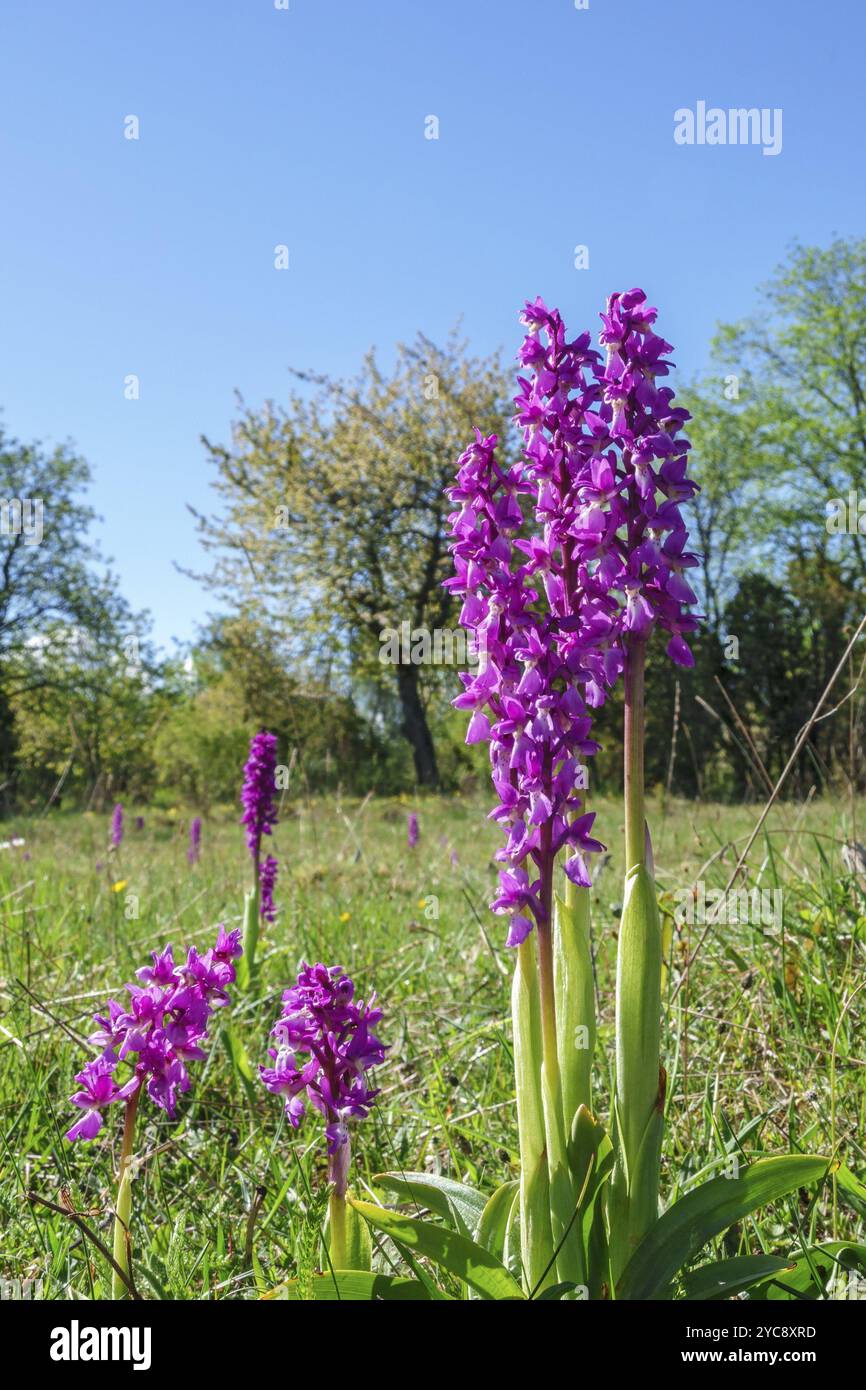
(240, 876, 261, 988)
(328, 1136, 350, 1268)
(112, 1088, 140, 1300)
(624, 638, 646, 872)
(328, 1191, 348, 1269)
(536, 829, 583, 1285)
(512, 938, 553, 1292)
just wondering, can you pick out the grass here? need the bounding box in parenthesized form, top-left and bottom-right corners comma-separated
(1, 789, 865, 1300)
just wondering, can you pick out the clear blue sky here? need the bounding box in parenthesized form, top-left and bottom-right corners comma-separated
(1, 0, 863, 651)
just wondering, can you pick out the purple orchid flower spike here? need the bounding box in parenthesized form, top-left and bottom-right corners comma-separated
(65, 926, 243, 1299)
(66, 926, 242, 1142)
(444, 292, 701, 1295)
(259, 854, 278, 922)
(239, 730, 280, 980)
(241, 730, 279, 863)
(260, 962, 386, 1269)
(188, 816, 202, 864)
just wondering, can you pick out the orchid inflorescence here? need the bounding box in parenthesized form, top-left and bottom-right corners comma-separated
(260, 962, 386, 1158)
(66, 925, 243, 1141)
(446, 289, 699, 948)
(241, 729, 280, 920)
(188, 815, 202, 865)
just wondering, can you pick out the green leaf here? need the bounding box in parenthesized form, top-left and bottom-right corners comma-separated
(610, 864, 663, 1282)
(617, 1155, 830, 1301)
(512, 938, 545, 1176)
(237, 886, 260, 989)
(372, 1172, 486, 1238)
(569, 1105, 613, 1298)
(677, 1254, 795, 1300)
(476, 1180, 519, 1260)
(502, 1184, 522, 1282)
(519, 1150, 554, 1295)
(263, 1271, 430, 1301)
(834, 1163, 866, 1221)
(348, 1198, 525, 1300)
(328, 1191, 372, 1272)
(511, 939, 554, 1294)
(745, 1241, 866, 1300)
(536, 1281, 584, 1301)
(554, 885, 595, 1128)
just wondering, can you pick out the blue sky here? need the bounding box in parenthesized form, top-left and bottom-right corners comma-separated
(1, 0, 864, 651)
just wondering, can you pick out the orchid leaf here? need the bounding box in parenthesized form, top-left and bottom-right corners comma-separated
(372, 1171, 486, 1238)
(617, 1155, 830, 1301)
(834, 1164, 866, 1221)
(341, 1195, 373, 1272)
(348, 1197, 525, 1300)
(263, 1271, 431, 1301)
(554, 885, 595, 1126)
(610, 864, 663, 1282)
(476, 1180, 519, 1259)
(512, 938, 546, 1178)
(535, 1281, 584, 1301)
(676, 1253, 795, 1300)
(520, 1150, 554, 1295)
(502, 1184, 523, 1282)
(744, 1240, 866, 1300)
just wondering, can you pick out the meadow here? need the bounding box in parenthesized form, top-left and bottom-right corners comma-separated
(1, 790, 864, 1300)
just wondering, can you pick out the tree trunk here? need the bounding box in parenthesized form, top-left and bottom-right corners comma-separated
(395, 665, 439, 787)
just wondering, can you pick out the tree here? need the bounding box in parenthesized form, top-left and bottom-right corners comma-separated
(678, 384, 766, 631)
(191, 330, 515, 786)
(153, 616, 393, 804)
(10, 630, 169, 808)
(0, 425, 155, 809)
(713, 236, 866, 586)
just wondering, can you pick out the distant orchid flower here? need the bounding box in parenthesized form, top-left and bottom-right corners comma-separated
(188, 816, 202, 865)
(240, 730, 279, 980)
(134, 816, 145, 832)
(407, 812, 419, 848)
(241, 730, 279, 863)
(259, 853, 278, 922)
(110, 803, 124, 849)
(261, 963, 386, 1268)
